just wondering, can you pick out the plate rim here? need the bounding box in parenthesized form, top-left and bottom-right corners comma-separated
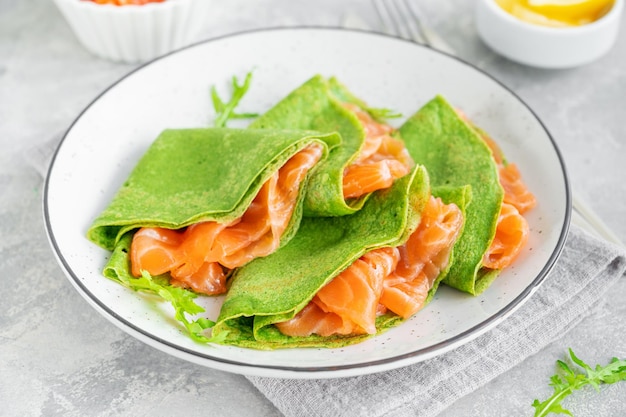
(43, 26, 572, 378)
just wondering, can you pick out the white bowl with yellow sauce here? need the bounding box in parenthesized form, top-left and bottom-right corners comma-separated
(475, 0, 623, 68)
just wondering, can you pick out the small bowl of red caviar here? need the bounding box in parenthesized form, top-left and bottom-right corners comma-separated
(53, 0, 211, 63)
(475, 0, 623, 68)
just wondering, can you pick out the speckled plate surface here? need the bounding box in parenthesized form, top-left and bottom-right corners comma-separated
(44, 28, 570, 379)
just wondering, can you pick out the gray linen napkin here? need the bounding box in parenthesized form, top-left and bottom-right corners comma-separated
(22, 132, 64, 178)
(246, 227, 626, 417)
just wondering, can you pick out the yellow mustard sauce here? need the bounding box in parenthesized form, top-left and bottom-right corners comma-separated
(494, 0, 615, 27)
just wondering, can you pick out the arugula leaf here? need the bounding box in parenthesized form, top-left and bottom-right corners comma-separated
(365, 106, 403, 122)
(107, 253, 215, 343)
(532, 348, 626, 417)
(211, 71, 258, 127)
(138, 271, 215, 343)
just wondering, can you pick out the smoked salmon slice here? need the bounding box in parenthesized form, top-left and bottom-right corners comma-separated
(129, 143, 324, 295)
(483, 202, 529, 270)
(473, 122, 537, 214)
(475, 126, 535, 271)
(130, 227, 184, 277)
(276, 196, 463, 337)
(456, 108, 536, 271)
(275, 248, 398, 337)
(273, 302, 357, 338)
(380, 195, 464, 319)
(482, 161, 533, 271)
(499, 163, 537, 214)
(342, 104, 413, 199)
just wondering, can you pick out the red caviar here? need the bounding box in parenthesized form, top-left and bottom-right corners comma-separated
(85, 0, 165, 6)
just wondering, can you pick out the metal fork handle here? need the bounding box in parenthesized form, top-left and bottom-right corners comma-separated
(415, 21, 457, 55)
(373, 0, 427, 44)
(572, 192, 624, 246)
(373, 0, 457, 55)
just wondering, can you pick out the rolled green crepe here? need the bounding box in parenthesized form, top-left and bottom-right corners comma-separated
(87, 127, 339, 252)
(399, 96, 504, 295)
(250, 75, 389, 217)
(212, 165, 453, 349)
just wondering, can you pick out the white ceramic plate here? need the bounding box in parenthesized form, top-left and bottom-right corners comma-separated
(44, 28, 570, 379)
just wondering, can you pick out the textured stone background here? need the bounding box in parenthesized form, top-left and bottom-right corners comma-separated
(1, 1, 625, 416)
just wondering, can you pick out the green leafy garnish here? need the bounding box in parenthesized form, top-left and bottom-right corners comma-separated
(107, 252, 215, 343)
(211, 71, 258, 127)
(140, 271, 215, 343)
(366, 106, 403, 122)
(532, 348, 626, 417)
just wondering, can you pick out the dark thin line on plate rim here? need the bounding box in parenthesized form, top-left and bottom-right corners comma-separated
(43, 26, 572, 376)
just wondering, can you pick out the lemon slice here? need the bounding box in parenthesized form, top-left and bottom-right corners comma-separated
(496, 0, 614, 26)
(510, 4, 574, 26)
(528, 0, 593, 6)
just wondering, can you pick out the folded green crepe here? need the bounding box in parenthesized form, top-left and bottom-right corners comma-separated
(211, 165, 465, 349)
(250, 75, 388, 217)
(87, 127, 339, 251)
(399, 96, 504, 295)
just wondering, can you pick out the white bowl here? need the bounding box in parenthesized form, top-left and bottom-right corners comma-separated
(475, 0, 623, 68)
(53, 0, 211, 63)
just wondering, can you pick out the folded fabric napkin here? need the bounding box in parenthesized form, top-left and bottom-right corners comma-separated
(23, 132, 64, 178)
(30, 135, 625, 417)
(246, 226, 626, 417)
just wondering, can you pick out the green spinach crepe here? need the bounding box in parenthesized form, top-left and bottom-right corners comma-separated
(399, 96, 504, 295)
(211, 166, 468, 349)
(250, 75, 405, 217)
(87, 127, 339, 252)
